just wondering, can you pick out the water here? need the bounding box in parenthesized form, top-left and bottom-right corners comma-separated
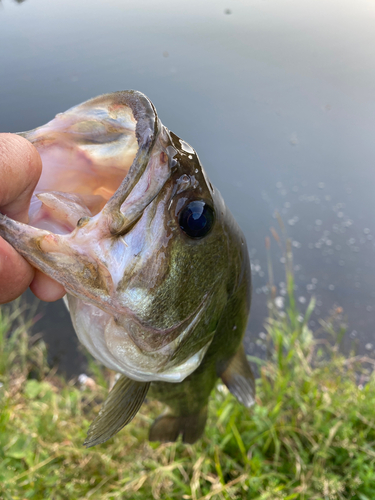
(1, 0, 375, 375)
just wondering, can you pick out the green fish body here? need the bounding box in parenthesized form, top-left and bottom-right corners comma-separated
(0, 91, 254, 445)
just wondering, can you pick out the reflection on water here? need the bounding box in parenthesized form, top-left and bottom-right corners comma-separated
(0, 0, 28, 4)
(1, 0, 375, 374)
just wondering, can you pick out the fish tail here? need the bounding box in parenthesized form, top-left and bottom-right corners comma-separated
(149, 406, 208, 444)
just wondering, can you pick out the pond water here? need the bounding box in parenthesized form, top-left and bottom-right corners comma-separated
(1, 0, 375, 375)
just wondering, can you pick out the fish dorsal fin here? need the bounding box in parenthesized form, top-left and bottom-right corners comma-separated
(219, 345, 255, 408)
(84, 375, 150, 448)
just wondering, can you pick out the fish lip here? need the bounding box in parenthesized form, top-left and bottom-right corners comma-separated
(99, 91, 160, 235)
(80, 91, 176, 238)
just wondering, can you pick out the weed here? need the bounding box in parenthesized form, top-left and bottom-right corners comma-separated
(1, 238, 375, 499)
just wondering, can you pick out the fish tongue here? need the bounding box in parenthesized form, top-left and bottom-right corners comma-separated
(84, 375, 150, 447)
(32, 191, 93, 233)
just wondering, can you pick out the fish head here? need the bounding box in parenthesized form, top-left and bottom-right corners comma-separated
(0, 91, 249, 382)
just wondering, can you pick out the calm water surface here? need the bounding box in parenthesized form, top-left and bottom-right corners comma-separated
(1, 0, 375, 375)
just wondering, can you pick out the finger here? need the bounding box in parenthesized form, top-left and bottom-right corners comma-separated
(30, 270, 66, 302)
(0, 133, 42, 222)
(0, 237, 35, 303)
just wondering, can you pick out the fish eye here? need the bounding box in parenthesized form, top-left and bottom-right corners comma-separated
(179, 200, 215, 239)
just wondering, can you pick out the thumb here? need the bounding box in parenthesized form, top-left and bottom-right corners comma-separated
(0, 133, 42, 222)
(0, 133, 65, 303)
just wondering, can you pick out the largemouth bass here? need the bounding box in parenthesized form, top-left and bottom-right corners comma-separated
(0, 91, 254, 446)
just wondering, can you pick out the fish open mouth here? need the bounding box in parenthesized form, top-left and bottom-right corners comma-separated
(18, 90, 171, 236)
(24, 95, 139, 224)
(0, 91, 179, 310)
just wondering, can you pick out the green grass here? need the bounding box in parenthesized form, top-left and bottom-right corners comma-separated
(1, 248, 375, 499)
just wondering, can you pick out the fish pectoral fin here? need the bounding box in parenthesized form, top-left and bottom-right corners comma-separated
(219, 345, 255, 408)
(84, 375, 150, 448)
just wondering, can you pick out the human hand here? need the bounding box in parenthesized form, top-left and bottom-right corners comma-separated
(0, 133, 66, 303)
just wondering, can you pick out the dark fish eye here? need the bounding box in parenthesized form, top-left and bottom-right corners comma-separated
(179, 200, 215, 239)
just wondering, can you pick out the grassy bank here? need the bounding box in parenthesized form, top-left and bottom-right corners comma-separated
(1, 281, 375, 498)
